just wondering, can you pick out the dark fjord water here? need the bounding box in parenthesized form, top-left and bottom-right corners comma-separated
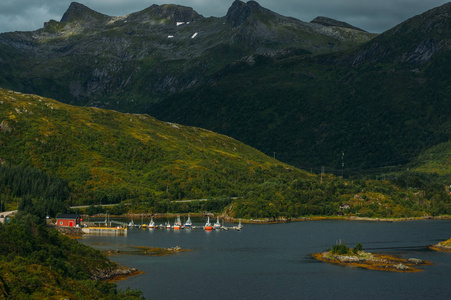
(80, 219, 451, 299)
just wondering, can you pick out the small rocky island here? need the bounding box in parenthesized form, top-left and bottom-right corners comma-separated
(313, 243, 432, 272)
(430, 238, 451, 252)
(106, 246, 189, 257)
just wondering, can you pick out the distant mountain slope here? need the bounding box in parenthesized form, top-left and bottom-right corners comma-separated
(340, 2, 451, 66)
(150, 2, 451, 173)
(0, 1, 374, 111)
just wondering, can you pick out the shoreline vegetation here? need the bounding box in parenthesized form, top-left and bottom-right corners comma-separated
(92, 213, 451, 224)
(0, 214, 145, 299)
(312, 244, 433, 272)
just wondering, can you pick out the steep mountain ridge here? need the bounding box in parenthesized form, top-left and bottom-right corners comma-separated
(60, 2, 111, 24)
(0, 1, 374, 110)
(342, 2, 451, 66)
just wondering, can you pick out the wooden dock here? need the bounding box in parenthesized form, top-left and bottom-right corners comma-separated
(82, 227, 127, 235)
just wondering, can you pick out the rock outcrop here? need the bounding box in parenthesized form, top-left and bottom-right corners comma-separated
(311, 16, 366, 32)
(91, 267, 139, 281)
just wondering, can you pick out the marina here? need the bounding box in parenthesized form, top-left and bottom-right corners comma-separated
(81, 216, 243, 235)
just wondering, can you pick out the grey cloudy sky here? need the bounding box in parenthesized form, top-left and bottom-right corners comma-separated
(0, 0, 449, 34)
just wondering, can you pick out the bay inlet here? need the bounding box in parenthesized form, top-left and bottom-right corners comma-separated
(80, 219, 451, 299)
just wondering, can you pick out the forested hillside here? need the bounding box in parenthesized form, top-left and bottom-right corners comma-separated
(0, 214, 143, 299)
(1, 88, 449, 218)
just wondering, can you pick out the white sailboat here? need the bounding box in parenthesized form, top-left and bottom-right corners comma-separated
(184, 213, 192, 228)
(148, 217, 155, 228)
(233, 219, 243, 230)
(213, 216, 221, 230)
(204, 216, 213, 230)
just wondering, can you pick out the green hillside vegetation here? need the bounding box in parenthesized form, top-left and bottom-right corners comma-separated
(0, 163, 69, 213)
(0, 214, 143, 299)
(1, 88, 450, 218)
(408, 141, 451, 177)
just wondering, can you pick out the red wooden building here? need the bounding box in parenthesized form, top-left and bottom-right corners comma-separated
(56, 214, 81, 227)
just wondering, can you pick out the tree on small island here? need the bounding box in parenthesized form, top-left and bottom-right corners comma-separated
(314, 242, 432, 272)
(330, 243, 363, 255)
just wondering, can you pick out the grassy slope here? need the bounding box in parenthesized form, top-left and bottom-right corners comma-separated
(0, 88, 312, 205)
(409, 141, 451, 177)
(2, 88, 449, 218)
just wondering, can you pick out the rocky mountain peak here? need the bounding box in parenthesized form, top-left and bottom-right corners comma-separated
(311, 16, 366, 32)
(127, 4, 203, 23)
(60, 2, 110, 24)
(226, 0, 263, 27)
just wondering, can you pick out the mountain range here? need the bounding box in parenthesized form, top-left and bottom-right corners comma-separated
(0, 0, 449, 175)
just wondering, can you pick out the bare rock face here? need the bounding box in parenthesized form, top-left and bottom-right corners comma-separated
(0, 121, 12, 133)
(226, 0, 262, 27)
(60, 2, 111, 24)
(91, 267, 138, 280)
(311, 16, 366, 32)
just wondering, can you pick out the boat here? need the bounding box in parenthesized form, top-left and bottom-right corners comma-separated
(128, 220, 135, 227)
(233, 219, 243, 231)
(140, 215, 147, 228)
(173, 215, 182, 230)
(204, 216, 213, 231)
(184, 214, 192, 228)
(166, 221, 171, 229)
(148, 217, 155, 229)
(213, 216, 221, 230)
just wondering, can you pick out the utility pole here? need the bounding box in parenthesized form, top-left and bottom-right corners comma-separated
(341, 152, 344, 178)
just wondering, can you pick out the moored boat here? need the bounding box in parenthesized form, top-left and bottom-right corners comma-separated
(148, 217, 155, 229)
(184, 214, 192, 228)
(173, 215, 182, 230)
(204, 216, 213, 231)
(233, 219, 243, 230)
(213, 216, 221, 230)
(166, 221, 171, 229)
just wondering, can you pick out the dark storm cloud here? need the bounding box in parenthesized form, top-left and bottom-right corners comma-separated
(0, 0, 449, 33)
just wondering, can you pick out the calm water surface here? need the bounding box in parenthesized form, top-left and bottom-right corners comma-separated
(80, 219, 451, 299)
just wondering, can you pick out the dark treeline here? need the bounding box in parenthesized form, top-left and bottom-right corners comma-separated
(0, 163, 70, 217)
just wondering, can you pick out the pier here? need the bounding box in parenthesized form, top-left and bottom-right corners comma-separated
(82, 226, 127, 235)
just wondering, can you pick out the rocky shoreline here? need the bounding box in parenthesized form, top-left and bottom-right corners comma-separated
(106, 246, 188, 257)
(312, 251, 433, 272)
(91, 266, 143, 282)
(430, 238, 451, 252)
